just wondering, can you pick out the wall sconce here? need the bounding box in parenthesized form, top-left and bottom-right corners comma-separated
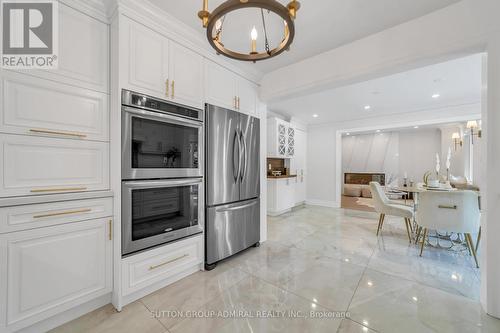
(451, 132, 463, 151)
(466, 120, 482, 144)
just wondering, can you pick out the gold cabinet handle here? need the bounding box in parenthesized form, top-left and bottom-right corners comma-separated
(29, 128, 86, 138)
(237, 96, 240, 110)
(33, 208, 91, 219)
(171, 80, 175, 99)
(30, 187, 87, 193)
(108, 219, 112, 240)
(438, 205, 457, 210)
(234, 96, 237, 109)
(149, 254, 189, 271)
(165, 79, 169, 96)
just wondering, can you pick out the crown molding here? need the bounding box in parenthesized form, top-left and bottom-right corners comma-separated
(60, 0, 110, 23)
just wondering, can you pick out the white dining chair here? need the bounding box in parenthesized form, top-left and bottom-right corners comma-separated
(370, 182, 414, 243)
(416, 190, 480, 268)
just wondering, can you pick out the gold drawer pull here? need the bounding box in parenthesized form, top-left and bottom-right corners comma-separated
(109, 219, 113, 241)
(438, 205, 457, 210)
(33, 208, 92, 219)
(165, 79, 169, 96)
(29, 128, 87, 138)
(31, 187, 87, 193)
(171, 80, 175, 99)
(149, 254, 189, 271)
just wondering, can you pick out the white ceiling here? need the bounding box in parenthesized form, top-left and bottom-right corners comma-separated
(268, 54, 483, 125)
(148, 0, 460, 74)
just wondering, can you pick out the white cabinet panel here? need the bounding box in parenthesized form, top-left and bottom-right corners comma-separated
(0, 197, 113, 233)
(205, 60, 237, 111)
(0, 72, 109, 141)
(267, 178, 295, 216)
(122, 17, 169, 97)
(237, 77, 257, 115)
(0, 218, 112, 331)
(267, 117, 295, 158)
(10, 3, 109, 93)
(121, 235, 203, 296)
(291, 128, 307, 205)
(169, 41, 204, 109)
(0, 134, 109, 197)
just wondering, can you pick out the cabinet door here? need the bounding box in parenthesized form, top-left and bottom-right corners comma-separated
(286, 126, 295, 157)
(0, 134, 109, 197)
(292, 129, 307, 205)
(169, 41, 204, 109)
(237, 77, 257, 115)
(123, 17, 169, 98)
(0, 218, 112, 331)
(277, 122, 287, 157)
(8, 3, 109, 93)
(0, 71, 109, 142)
(205, 61, 237, 110)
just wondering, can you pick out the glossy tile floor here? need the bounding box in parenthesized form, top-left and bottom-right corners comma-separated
(52, 206, 500, 333)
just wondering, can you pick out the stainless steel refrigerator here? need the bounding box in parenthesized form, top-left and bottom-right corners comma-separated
(205, 104, 260, 269)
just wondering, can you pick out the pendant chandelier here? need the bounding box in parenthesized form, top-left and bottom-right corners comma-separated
(198, 0, 300, 62)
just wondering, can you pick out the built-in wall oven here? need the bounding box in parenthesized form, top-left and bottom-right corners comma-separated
(122, 90, 203, 180)
(121, 90, 204, 256)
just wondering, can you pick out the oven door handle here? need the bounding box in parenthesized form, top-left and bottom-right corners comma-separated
(123, 106, 203, 128)
(122, 178, 202, 189)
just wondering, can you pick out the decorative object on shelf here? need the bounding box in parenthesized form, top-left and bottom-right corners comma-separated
(452, 132, 463, 151)
(197, 0, 300, 62)
(467, 120, 482, 144)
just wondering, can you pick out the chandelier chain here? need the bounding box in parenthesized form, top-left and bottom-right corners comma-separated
(260, 8, 271, 55)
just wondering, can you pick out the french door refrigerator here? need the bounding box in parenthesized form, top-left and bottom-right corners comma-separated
(205, 104, 260, 269)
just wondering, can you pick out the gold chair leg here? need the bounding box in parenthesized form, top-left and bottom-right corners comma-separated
(404, 218, 412, 244)
(415, 226, 422, 244)
(475, 226, 481, 253)
(419, 228, 427, 256)
(377, 214, 385, 236)
(376, 214, 382, 235)
(466, 233, 479, 268)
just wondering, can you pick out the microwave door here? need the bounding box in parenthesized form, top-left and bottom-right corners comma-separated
(206, 105, 240, 206)
(239, 114, 260, 201)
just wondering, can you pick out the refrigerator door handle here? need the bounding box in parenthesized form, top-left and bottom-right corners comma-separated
(216, 200, 258, 213)
(240, 130, 247, 181)
(232, 130, 240, 183)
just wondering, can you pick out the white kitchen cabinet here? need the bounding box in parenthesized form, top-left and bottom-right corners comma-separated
(236, 76, 258, 116)
(205, 60, 258, 114)
(122, 17, 204, 109)
(0, 71, 109, 142)
(267, 178, 296, 216)
(290, 128, 307, 205)
(205, 60, 238, 111)
(0, 217, 112, 332)
(267, 117, 295, 158)
(10, 3, 109, 93)
(168, 41, 204, 109)
(121, 234, 203, 297)
(0, 134, 109, 197)
(122, 17, 169, 98)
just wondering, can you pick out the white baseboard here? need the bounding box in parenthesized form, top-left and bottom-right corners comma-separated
(305, 199, 340, 208)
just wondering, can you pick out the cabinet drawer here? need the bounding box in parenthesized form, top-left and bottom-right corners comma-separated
(0, 197, 112, 233)
(121, 235, 203, 296)
(0, 218, 112, 331)
(0, 72, 109, 141)
(0, 134, 109, 197)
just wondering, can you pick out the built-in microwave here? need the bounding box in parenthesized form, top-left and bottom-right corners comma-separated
(121, 90, 203, 180)
(121, 178, 203, 256)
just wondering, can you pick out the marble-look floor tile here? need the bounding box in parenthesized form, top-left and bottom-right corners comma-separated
(49, 301, 166, 333)
(348, 269, 500, 333)
(141, 261, 248, 329)
(170, 275, 343, 333)
(337, 319, 377, 332)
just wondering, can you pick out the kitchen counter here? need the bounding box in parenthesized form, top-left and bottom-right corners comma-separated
(267, 175, 297, 179)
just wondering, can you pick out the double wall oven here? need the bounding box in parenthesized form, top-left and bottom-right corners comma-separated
(121, 90, 203, 256)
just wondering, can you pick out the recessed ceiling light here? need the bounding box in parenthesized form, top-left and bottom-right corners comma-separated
(312, 114, 319, 118)
(432, 93, 440, 99)
(364, 105, 371, 110)
(376, 129, 381, 133)
(414, 126, 419, 129)
(346, 132, 350, 136)
(412, 296, 418, 302)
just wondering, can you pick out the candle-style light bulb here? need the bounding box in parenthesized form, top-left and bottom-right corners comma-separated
(250, 26, 258, 54)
